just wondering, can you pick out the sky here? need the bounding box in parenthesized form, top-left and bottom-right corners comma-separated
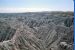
(0, 0, 74, 13)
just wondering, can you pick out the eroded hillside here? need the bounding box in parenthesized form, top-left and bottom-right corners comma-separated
(0, 11, 74, 50)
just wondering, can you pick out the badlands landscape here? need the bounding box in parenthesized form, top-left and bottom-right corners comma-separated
(0, 11, 74, 50)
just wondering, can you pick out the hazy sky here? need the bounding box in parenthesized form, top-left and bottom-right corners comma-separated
(0, 0, 74, 13)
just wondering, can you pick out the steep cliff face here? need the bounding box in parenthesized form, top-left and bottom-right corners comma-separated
(0, 12, 74, 50)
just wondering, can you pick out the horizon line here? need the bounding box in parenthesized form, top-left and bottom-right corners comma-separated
(0, 11, 74, 13)
(0, 8, 74, 13)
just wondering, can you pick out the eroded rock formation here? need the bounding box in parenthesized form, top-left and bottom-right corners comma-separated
(0, 12, 74, 50)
